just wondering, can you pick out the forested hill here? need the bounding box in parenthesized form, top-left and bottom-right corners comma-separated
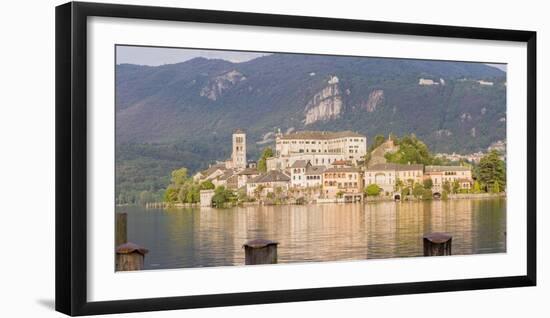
(115, 54, 506, 203)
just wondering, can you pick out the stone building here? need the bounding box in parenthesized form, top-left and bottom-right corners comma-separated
(290, 160, 310, 188)
(199, 189, 215, 207)
(236, 167, 260, 189)
(246, 170, 291, 197)
(304, 165, 326, 188)
(226, 129, 247, 169)
(322, 166, 364, 200)
(266, 130, 367, 170)
(424, 165, 473, 192)
(365, 163, 424, 194)
(193, 163, 227, 182)
(289, 160, 325, 189)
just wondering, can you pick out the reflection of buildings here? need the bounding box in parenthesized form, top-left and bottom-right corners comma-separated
(134, 196, 504, 269)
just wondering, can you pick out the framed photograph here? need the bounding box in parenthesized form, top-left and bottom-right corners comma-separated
(55, 1, 536, 316)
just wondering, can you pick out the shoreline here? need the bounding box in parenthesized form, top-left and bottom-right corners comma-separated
(124, 192, 506, 209)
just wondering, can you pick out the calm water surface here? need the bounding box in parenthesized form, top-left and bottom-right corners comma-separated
(121, 198, 506, 270)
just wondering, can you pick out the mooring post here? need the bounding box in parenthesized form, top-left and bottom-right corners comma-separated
(243, 239, 279, 265)
(115, 212, 127, 247)
(423, 232, 452, 256)
(115, 242, 149, 271)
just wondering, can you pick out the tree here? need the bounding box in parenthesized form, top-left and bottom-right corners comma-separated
(423, 178, 433, 190)
(212, 186, 232, 207)
(412, 183, 425, 198)
(336, 191, 345, 198)
(442, 191, 449, 200)
(368, 134, 386, 152)
(452, 180, 460, 194)
(472, 181, 482, 193)
(394, 178, 404, 192)
(185, 184, 200, 203)
(364, 184, 381, 196)
(170, 167, 188, 186)
(237, 188, 251, 202)
(257, 147, 274, 172)
(177, 185, 189, 203)
(492, 181, 501, 193)
(478, 150, 506, 192)
(384, 134, 435, 165)
(200, 180, 215, 190)
(164, 166, 203, 204)
(164, 186, 178, 203)
(442, 180, 451, 193)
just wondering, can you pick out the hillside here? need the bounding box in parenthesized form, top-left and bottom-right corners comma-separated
(115, 53, 506, 203)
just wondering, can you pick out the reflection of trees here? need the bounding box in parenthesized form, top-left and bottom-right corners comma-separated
(132, 198, 506, 269)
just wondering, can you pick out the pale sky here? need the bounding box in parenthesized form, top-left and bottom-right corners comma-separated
(116, 45, 506, 72)
(116, 46, 267, 66)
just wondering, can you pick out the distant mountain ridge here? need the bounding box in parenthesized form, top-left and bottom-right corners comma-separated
(115, 54, 506, 199)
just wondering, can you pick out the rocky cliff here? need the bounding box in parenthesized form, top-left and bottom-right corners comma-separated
(303, 76, 343, 125)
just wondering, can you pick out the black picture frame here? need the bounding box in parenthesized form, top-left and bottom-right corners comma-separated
(55, 1, 537, 316)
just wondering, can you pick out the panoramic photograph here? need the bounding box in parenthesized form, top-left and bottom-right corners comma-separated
(114, 45, 507, 271)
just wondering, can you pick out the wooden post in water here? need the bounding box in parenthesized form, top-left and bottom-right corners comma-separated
(243, 239, 279, 265)
(423, 232, 452, 256)
(115, 242, 149, 271)
(115, 212, 127, 247)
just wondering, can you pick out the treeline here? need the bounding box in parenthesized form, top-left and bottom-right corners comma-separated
(162, 167, 250, 207)
(115, 141, 226, 205)
(163, 167, 215, 204)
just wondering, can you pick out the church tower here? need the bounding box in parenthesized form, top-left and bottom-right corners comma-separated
(231, 129, 246, 169)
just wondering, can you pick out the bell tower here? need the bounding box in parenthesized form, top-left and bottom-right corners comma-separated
(232, 129, 246, 169)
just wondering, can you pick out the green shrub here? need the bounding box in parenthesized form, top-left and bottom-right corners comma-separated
(365, 184, 382, 196)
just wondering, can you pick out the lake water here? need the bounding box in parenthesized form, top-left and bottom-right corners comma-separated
(120, 198, 506, 270)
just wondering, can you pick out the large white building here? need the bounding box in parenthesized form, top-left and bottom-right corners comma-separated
(266, 130, 367, 170)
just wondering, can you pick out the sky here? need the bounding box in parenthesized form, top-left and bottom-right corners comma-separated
(116, 46, 267, 65)
(116, 45, 506, 72)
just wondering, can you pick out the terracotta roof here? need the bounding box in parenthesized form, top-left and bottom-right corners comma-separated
(290, 160, 310, 168)
(332, 160, 351, 166)
(425, 165, 470, 172)
(324, 167, 362, 173)
(279, 130, 365, 140)
(249, 170, 290, 183)
(367, 163, 424, 171)
(305, 166, 326, 175)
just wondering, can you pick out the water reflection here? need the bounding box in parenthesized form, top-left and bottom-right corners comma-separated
(122, 198, 506, 270)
